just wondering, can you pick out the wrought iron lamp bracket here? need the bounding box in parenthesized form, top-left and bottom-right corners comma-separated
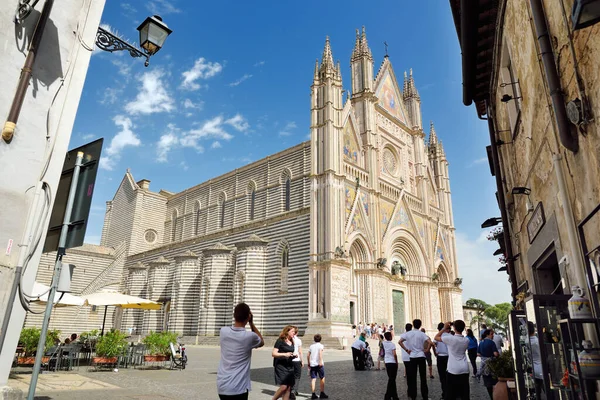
(96, 27, 150, 67)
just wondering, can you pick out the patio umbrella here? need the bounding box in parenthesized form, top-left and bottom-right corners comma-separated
(82, 291, 162, 335)
(29, 282, 85, 306)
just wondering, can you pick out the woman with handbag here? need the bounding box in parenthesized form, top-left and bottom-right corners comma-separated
(478, 329, 499, 399)
(376, 332, 385, 370)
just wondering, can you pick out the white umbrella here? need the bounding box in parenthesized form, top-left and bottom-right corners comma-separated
(29, 282, 85, 306)
(82, 290, 162, 335)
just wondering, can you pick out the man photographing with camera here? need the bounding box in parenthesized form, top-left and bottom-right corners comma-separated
(434, 320, 470, 400)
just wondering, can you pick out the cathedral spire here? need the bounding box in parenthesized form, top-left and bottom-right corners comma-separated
(360, 26, 372, 58)
(429, 121, 438, 145)
(314, 59, 319, 81)
(352, 29, 361, 58)
(403, 68, 420, 100)
(321, 36, 335, 72)
(335, 60, 342, 81)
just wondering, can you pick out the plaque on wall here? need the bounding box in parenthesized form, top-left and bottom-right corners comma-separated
(527, 202, 545, 244)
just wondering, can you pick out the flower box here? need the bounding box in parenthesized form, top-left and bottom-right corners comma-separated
(144, 354, 169, 362)
(92, 356, 118, 364)
(17, 356, 49, 365)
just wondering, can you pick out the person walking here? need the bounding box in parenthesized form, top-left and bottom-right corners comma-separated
(401, 323, 412, 378)
(291, 326, 304, 399)
(376, 331, 385, 371)
(491, 329, 503, 354)
(306, 334, 328, 399)
(433, 322, 449, 400)
(383, 331, 399, 400)
(466, 329, 478, 377)
(272, 325, 298, 400)
(398, 319, 432, 400)
(477, 329, 499, 399)
(434, 320, 470, 400)
(421, 328, 434, 379)
(217, 303, 264, 400)
(479, 324, 487, 340)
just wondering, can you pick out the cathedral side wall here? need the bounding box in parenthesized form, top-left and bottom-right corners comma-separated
(163, 142, 311, 245)
(127, 210, 311, 335)
(25, 244, 122, 336)
(101, 177, 136, 251)
(130, 192, 167, 254)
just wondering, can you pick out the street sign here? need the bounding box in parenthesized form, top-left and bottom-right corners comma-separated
(43, 138, 103, 253)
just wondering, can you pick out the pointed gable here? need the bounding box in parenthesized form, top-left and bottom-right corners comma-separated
(374, 60, 409, 126)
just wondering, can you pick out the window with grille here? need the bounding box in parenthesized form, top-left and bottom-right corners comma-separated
(280, 245, 289, 293)
(284, 178, 291, 211)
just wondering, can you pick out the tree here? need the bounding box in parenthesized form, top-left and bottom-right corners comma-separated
(484, 302, 512, 337)
(465, 298, 491, 335)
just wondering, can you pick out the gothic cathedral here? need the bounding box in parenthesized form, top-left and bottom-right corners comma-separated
(28, 28, 463, 340)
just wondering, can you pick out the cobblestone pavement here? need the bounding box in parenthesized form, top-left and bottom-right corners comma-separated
(20, 344, 490, 399)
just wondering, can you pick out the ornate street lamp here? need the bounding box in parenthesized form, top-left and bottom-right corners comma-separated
(95, 15, 172, 67)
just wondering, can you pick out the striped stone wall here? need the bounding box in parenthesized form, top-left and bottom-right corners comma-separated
(25, 243, 126, 337)
(163, 142, 310, 246)
(124, 210, 310, 336)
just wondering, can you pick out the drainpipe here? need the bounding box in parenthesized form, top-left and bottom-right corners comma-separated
(554, 154, 586, 288)
(487, 104, 518, 304)
(530, 0, 578, 153)
(460, 0, 477, 106)
(2, 0, 55, 142)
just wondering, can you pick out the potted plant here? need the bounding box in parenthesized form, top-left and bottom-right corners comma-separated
(17, 327, 60, 365)
(93, 330, 127, 364)
(142, 331, 179, 362)
(489, 350, 515, 400)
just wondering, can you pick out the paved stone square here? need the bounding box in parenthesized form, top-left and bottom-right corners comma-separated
(11, 344, 490, 399)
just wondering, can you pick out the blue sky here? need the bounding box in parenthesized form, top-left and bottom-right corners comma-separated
(70, 0, 511, 305)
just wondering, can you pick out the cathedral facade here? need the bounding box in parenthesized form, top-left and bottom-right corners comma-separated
(30, 29, 463, 340)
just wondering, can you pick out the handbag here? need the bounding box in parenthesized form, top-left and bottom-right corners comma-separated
(378, 344, 385, 358)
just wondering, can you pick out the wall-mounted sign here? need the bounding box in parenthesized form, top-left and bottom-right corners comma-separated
(527, 202, 545, 244)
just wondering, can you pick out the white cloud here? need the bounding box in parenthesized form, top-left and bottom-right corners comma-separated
(228, 74, 253, 87)
(101, 116, 141, 170)
(146, 0, 181, 15)
(225, 114, 249, 132)
(125, 69, 175, 115)
(121, 3, 137, 14)
(155, 115, 247, 162)
(111, 58, 132, 77)
(254, 61, 265, 67)
(468, 157, 488, 168)
(455, 230, 512, 305)
(180, 161, 189, 171)
(100, 87, 122, 105)
(157, 124, 180, 163)
(81, 133, 95, 140)
(180, 58, 223, 91)
(279, 121, 297, 137)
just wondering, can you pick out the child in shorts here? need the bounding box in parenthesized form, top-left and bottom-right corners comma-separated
(307, 334, 329, 399)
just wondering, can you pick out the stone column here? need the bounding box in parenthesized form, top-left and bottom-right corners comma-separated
(197, 243, 234, 336)
(170, 250, 200, 336)
(234, 234, 268, 329)
(143, 256, 170, 333)
(125, 262, 147, 335)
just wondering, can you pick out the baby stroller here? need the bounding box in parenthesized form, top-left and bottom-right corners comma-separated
(364, 343, 374, 370)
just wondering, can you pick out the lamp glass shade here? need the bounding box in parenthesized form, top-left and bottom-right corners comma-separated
(137, 15, 172, 55)
(572, 0, 600, 30)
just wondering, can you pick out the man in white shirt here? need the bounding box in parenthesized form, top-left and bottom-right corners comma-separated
(398, 319, 432, 400)
(217, 303, 264, 400)
(351, 333, 367, 370)
(433, 322, 450, 399)
(434, 320, 470, 400)
(291, 327, 304, 399)
(491, 329, 503, 354)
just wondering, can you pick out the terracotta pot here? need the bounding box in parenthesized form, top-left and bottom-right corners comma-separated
(144, 354, 169, 362)
(17, 356, 49, 365)
(92, 356, 118, 364)
(493, 378, 514, 400)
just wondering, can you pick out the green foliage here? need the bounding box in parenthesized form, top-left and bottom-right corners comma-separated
(95, 330, 128, 357)
(19, 327, 61, 356)
(142, 331, 179, 356)
(79, 329, 100, 344)
(484, 302, 512, 336)
(489, 350, 515, 379)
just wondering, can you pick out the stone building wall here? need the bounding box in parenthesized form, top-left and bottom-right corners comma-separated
(494, 0, 600, 294)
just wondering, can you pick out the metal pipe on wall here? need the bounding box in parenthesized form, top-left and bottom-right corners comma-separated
(530, 0, 579, 153)
(1, 0, 55, 142)
(460, 0, 478, 106)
